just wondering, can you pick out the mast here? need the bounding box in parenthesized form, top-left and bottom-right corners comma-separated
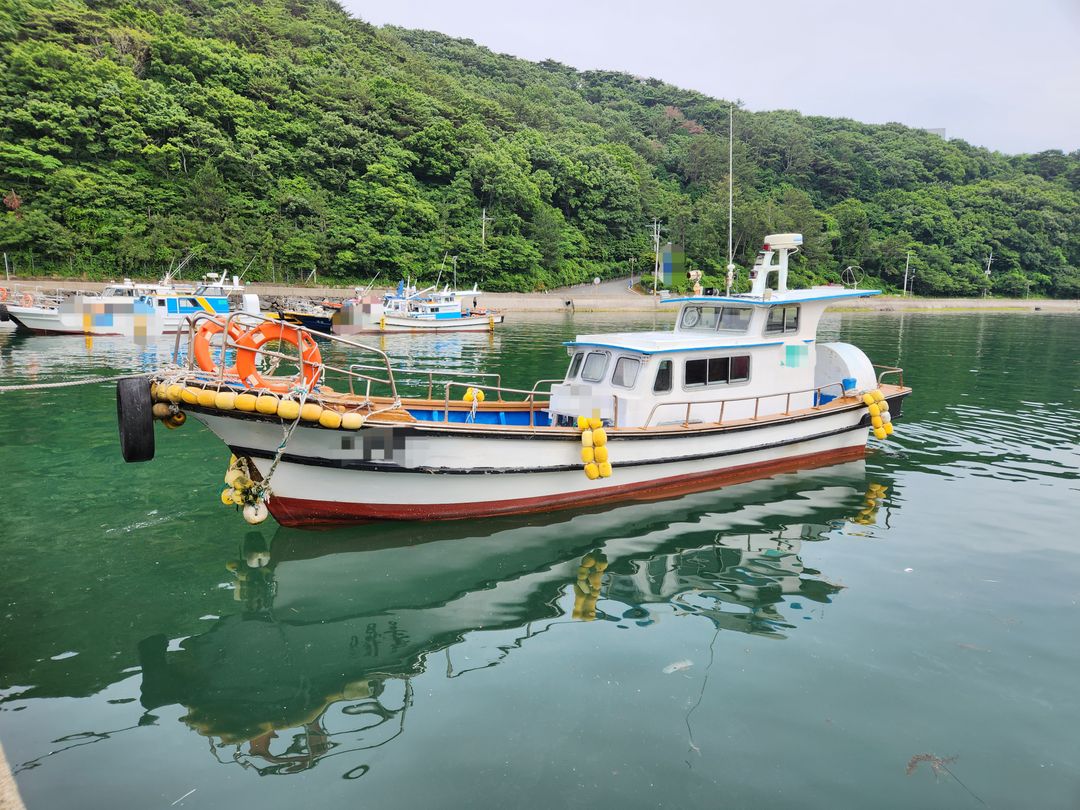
(726, 105, 736, 295)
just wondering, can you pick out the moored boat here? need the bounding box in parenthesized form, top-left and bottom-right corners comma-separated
(5, 273, 256, 337)
(118, 233, 910, 526)
(332, 280, 503, 334)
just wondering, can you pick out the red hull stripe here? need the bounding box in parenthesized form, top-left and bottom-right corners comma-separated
(266, 444, 866, 526)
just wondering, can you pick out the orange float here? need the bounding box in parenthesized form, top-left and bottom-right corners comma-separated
(0, 287, 8, 302)
(234, 321, 322, 392)
(18, 293, 33, 307)
(194, 318, 246, 376)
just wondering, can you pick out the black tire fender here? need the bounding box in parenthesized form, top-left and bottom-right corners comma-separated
(117, 377, 155, 462)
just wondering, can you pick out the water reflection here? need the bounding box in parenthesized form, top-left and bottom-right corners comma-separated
(138, 463, 890, 778)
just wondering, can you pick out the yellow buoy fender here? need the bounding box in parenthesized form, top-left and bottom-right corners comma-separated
(180, 387, 199, 405)
(587, 417, 602, 430)
(884, 422, 894, 435)
(598, 461, 612, 478)
(196, 388, 217, 408)
(872, 390, 885, 403)
(255, 395, 279, 415)
(341, 412, 365, 430)
(871, 416, 883, 429)
(577, 416, 589, 431)
(230, 488, 247, 505)
(214, 391, 236, 410)
(867, 403, 880, 417)
(862, 393, 875, 406)
(592, 428, 607, 447)
(166, 384, 184, 403)
(593, 445, 608, 464)
(581, 431, 593, 448)
(300, 402, 323, 422)
(224, 468, 245, 488)
(879, 399, 889, 413)
(584, 462, 600, 480)
(277, 399, 300, 420)
(873, 427, 887, 440)
(235, 393, 257, 412)
(221, 488, 236, 506)
(319, 410, 343, 429)
(581, 447, 595, 464)
(164, 412, 186, 429)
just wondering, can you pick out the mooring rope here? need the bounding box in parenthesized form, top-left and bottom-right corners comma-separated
(0, 372, 151, 393)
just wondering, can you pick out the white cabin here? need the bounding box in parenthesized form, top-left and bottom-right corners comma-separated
(548, 234, 881, 428)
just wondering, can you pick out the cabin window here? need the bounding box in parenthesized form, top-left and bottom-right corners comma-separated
(717, 307, 752, 332)
(653, 360, 672, 393)
(611, 357, 641, 389)
(765, 305, 800, 334)
(581, 352, 609, 383)
(680, 305, 721, 331)
(684, 355, 751, 388)
(565, 352, 585, 381)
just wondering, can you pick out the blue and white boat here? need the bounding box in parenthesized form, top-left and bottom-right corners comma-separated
(333, 280, 503, 334)
(6, 273, 255, 337)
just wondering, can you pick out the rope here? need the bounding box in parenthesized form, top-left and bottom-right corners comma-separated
(0, 372, 151, 393)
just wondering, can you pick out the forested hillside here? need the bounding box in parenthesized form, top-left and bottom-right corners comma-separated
(1, 0, 1078, 295)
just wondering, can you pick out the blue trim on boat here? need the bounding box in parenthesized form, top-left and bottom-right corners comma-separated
(660, 290, 881, 306)
(562, 340, 784, 354)
(407, 408, 552, 426)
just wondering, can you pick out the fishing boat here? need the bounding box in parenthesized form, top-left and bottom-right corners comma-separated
(4, 273, 256, 337)
(117, 233, 910, 526)
(332, 280, 503, 334)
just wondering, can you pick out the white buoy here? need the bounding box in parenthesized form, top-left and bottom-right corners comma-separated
(243, 501, 269, 525)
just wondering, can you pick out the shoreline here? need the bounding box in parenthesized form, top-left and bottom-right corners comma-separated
(2, 278, 1077, 313)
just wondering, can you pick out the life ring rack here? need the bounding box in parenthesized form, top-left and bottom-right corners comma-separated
(233, 321, 322, 393)
(193, 317, 247, 377)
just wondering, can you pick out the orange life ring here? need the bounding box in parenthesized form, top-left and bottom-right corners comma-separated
(193, 318, 246, 376)
(0, 287, 7, 302)
(234, 322, 322, 392)
(18, 293, 33, 307)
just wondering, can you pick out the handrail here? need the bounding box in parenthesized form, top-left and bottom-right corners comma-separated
(638, 381, 847, 430)
(347, 363, 503, 400)
(873, 364, 904, 387)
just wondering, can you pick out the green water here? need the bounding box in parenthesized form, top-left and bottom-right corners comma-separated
(1, 312, 1078, 809)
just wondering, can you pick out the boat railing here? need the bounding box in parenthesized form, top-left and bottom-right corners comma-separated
(173, 311, 402, 400)
(347, 363, 504, 400)
(638, 381, 848, 430)
(434, 378, 562, 427)
(873, 364, 904, 387)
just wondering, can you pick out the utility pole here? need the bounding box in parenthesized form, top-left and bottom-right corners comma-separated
(983, 250, 994, 297)
(481, 207, 488, 247)
(652, 219, 662, 296)
(902, 251, 911, 297)
(3, 252, 9, 281)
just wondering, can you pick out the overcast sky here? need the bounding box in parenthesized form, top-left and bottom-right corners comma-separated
(340, 0, 1079, 155)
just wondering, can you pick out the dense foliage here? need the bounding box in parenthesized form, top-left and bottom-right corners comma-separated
(1, 0, 1078, 295)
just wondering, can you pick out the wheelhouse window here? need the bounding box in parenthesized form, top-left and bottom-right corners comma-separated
(565, 351, 585, 380)
(679, 305, 721, 331)
(684, 355, 751, 388)
(765, 305, 800, 334)
(653, 360, 672, 393)
(717, 307, 752, 332)
(611, 357, 641, 389)
(680, 305, 752, 333)
(581, 352, 609, 383)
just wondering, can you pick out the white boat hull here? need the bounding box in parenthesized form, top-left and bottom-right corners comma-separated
(189, 397, 888, 526)
(6, 304, 191, 336)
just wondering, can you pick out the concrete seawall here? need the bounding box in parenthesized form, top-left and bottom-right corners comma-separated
(4, 279, 1077, 313)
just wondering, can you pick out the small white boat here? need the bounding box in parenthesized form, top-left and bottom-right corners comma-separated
(5, 274, 255, 337)
(121, 233, 909, 527)
(333, 281, 503, 334)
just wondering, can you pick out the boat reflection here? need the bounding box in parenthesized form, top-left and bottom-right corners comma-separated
(138, 462, 892, 777)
